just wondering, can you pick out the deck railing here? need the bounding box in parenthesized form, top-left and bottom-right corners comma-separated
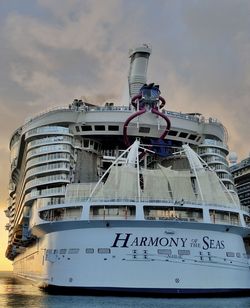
(22, 105, 224, 129)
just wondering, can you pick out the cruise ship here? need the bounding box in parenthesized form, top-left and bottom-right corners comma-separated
(5, 45, 250, 296)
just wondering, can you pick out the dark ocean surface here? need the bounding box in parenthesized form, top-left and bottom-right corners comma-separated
(0, 272, 249, 308)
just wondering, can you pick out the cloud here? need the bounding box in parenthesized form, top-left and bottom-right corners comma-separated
(0, 0, 250, 208)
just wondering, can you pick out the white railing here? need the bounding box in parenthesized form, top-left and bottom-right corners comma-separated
(89, 214, 135, 220)
(26, 174, 69, 190)
(201, 139, 229, 150)
(26, 162, 70, 178)
(145, 216, 202, 223)
(210, 217, 241, 226)
(27, 144, 72, 159)
(26, 125, 70, 137)
(26, 153, 70, 169)
(22, 105, 224, 128)
(27, 136, 73, 150)
(24, 187, 66, 203)
(63, 194, 239, 210)
(39, 207, 82, 222)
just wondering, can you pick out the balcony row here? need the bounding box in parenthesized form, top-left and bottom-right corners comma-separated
(27, 135, 73, 150)
(36, 204, 250, 228)
(26, 144, 73, 160)
(25, 162, 70, 179)
(26, 152, 71, 170)
(24, 186, 66, 204)
(26, 126, 71, 139)
(200, 139, 229, 150)
(25, 174, 70, 191)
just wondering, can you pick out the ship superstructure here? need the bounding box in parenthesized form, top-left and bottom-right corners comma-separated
(5, 45, 250, 295)
(230, 155, 250, 210)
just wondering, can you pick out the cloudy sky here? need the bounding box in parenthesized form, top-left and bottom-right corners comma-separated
(0, 0, 250, 269)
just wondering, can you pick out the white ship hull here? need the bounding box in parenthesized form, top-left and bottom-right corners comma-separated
(13, 221, 250, 296)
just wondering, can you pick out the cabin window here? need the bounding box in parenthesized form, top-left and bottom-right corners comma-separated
(83, 140, 89, 147)
(90, 205, 136, 220)
(39, 206, 82, 221)
(86, 248, 94, 254)
(179, 132, 188, 138)
(157, 249, 172, 255)
(95, 125, 105, 131)
(188, 134, 197, 140)
(226, 252, 235, 257)
(178, 250, 190, 256)
(139, 127, 150, 133)
(81, 125, 92, 131)
(60, 249, 67, 254)
(108, 125, 119, 131)
(98, 248, 111, 254)
(209, 210, 240, 225)
(144, 206, 203, 222)
(243, 214, 250, 226)
(68, 248, 80, 254)
(168, 130, 178, 136)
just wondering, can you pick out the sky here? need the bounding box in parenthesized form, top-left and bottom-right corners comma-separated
(0, 0, 250, 271)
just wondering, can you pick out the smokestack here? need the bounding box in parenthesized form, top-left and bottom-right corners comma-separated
(128, 44, 152, 100)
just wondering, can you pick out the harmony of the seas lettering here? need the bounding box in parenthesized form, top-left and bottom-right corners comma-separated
(202, 236, 225, 250)
(111, 233, 188, 248)
(111, 233, 226, 250)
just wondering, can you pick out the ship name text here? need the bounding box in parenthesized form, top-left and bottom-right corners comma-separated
(111, 233, 187, 248)
(111, 233, 225, 250)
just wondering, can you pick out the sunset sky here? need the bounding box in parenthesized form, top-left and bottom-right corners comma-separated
(0, 0, 250, 271)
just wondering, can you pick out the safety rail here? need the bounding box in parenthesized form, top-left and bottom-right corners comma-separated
(24, 187, 66, 204)
(62, 195, 240, 210)
(201, 139, 229, 150)
(145, 216, 202, 223)
(26, 125, 71, 137)
(39, 206, 82, 222)
(22, 105, 224, 129)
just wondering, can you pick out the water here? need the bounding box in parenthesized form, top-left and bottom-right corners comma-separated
(0, 272, 249, 308)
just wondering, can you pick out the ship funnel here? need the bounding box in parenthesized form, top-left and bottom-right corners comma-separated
(128, 44, 152, 100)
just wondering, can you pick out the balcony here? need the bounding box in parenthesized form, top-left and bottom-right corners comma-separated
(24, 186, 66, 204)
(25, 126, 71, 139)
(26, 153, 71, 170)
(201, 139, 229, 150)
(26, 144, 72, 160)
(25, 174, 70, 191)
(27, 136, 73, 151)
(39, 206, 83, 222)
(26, 162, 70, 179)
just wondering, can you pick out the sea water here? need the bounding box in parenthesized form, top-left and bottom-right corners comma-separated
(0, 272, 249, 308)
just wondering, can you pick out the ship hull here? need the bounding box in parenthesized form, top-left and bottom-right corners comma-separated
(43, 285, 250, 297)
(12, 222, 250, 296)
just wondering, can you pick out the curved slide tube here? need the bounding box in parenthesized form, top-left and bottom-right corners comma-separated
(151, 107, 171, 140)
(123, 108, 146, 147)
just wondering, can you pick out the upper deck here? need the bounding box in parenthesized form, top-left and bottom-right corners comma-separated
(9, 104, 227, 150)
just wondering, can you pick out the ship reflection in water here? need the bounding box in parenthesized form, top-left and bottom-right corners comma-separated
(0, 272, 249, 308)
(0, 272, 43, 307)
